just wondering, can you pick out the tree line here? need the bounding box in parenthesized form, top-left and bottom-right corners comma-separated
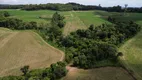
(0, 3, 142, 13)
(0, 61, 67, 80)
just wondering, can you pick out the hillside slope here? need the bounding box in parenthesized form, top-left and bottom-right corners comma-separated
(0, 28, 64, 76)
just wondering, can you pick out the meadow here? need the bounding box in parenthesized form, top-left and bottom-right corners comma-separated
(0, 28, 64, 76)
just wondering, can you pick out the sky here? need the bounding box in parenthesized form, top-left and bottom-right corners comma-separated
(0, 0, 141, 7)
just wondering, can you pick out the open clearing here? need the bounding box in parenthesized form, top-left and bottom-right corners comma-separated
(0, 28, 64, 77)
(63, 67, 134, 80)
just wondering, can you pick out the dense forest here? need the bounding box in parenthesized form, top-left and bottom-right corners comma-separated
(0, 10, 141, 79)
(0, 3, 142, 12)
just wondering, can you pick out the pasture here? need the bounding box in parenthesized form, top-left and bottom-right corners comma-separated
(0, 28, 63, 76)
(119, 21, 142, 80)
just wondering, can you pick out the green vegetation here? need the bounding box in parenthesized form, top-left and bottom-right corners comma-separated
(0, 8, 142, 80)
(0, 62, 67, 80)
(95, 10, 142, 22)
(0, 9, 55, 24)
(0, 10, 110, 35)
(119, 21, 142, 80)
(74, 11, 110, 26)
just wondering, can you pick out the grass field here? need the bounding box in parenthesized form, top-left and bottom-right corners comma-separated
(95, 10, 142, 22)
(0, 9, 55, 24)
(63, 67, 134, 80)
(0, 9, 109, 36)
(0, 28, 64, 77)
(119, 21, 142, 80)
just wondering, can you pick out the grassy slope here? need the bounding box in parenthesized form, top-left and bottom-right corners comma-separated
(0, 28, 63, 77)
(119, 21, 142, 80)
(63, 67, 134, 80)
(74, 11, 110, 26)
(62, 11, 110, 36)
(0, 9, 55, 24)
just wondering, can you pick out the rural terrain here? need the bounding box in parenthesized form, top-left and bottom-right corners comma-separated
(0, 8, 142, 80)
(0, 27, 63, 76)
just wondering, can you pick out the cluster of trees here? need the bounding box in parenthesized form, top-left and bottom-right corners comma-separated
(38, 12, 65, 44)
(0, 11, 10, 17)
(60, 21, 140, 68)
(0, 62, 67, 80)
(37, 11, 141, 68)
(0, 3, 142, 13)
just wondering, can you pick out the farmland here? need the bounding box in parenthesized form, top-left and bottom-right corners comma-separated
(0, 8, 142, 80)
(64, 67, 134, 80)
(0, 9, 109, 36)
(119, 21, 142, 80)
(0, 28, 63, 76)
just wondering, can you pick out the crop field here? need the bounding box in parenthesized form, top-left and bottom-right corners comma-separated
(95, 10, 142, 22)
(0, 28, 64, 76)
(63, 67, 134, 80)
(0, 9, 55, 23)
(0, 9, 109, 36)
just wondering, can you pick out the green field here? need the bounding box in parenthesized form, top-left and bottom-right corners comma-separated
(0, 9, 109, 36)
(1, 9, 55, 23)
(119, 21, 142, 80)
(95, 10, 142, 22)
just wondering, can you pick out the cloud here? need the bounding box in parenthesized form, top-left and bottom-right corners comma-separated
(0, 0, 17, 2)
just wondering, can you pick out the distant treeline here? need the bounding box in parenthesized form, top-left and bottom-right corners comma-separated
(0, 3, 142, 12)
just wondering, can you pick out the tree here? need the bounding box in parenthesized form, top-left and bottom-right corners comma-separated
(89, 24, 94, 31)
(3, 11, 10, 17)
(20, 65, 29, 76)
(117, 52, 123, 57)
